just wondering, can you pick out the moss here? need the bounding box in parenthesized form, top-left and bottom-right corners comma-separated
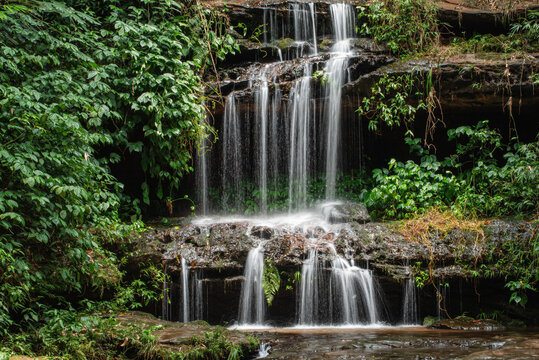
(276, 38, 294, 50)
(319, 38, 332, 51)
(423, 316, 438, 326)
(3, 312, 259, 360)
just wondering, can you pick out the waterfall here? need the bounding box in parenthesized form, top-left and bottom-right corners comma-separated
(263, 3, 318, 57)
(288, 64, 313, 210)
(330, 247, 378, 324)
(324, 3, 356, 199)
(196, 120, 209, 215)
(270, 83, 281, 189)
(204, 2, 360, 212)
(238, 244, 266, 325)
(254, 67, 270, 213)
(402, 277, 419, 324)
(291, 2, 318, 56)
(297, 248, 324, 325)
(309, 3, 318, 55)
(298, 244, 380, 326)
(221, 93, 242, 210)
(197, 146, 208, 215)
(192, 270, 204, 320)
(181, 258, 190, 323)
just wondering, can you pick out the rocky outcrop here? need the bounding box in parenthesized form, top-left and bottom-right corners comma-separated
(345, 55, 539, 111)
(207, 0, 539, 38)
(129, 216, 538, 325)
(428, 316, 505, 330)
(321, 202, 371, 224)
(436, 0, 539, 35)
(131, 217, 534, 279)
(115, 312, 258, 357)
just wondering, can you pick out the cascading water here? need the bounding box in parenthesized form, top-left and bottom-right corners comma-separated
(254, 67, 270, 213)
(192, 271, 204, 321)
(196, 115, 210, 215)
(288, 64, 313, 210)
(263, 2, 318, 57)
(221, 93, 242, 211)
(330, 250, 379, 324)
(270, 83, 281, 188)
(207, 2, 358, 213)
(298, 243, 380, 326)
(238, 244, 266, 326)
(297, 248, 325, 325)
(324, 3, 355, 199)
(181, 258, 190, 323)
(189, 2, 383, 328)
(402, 276, 419, 325)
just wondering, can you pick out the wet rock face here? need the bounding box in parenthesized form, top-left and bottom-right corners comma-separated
(132, 218, 534, 281)
(137, 217, 538, 326)
(321, 202, 371, 224)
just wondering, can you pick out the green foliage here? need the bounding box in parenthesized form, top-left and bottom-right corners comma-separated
(450, 122, 538, 217)
(283, 270, 301, 291)
(412, 262, 431, 288)
(358, 71, 426, 132)
(366, 156, 461, 218)
(358, 0, 439, 55)
(495, 222, 539, 308)
(437, 10, 539, 55)
(0, 310, 162, 360)
(358, 68, 442, 143)
(262, 258, 280, 306)
(183, 327, 256, 360)
(510, 10, 539, 40)
(365, 122, 539, 219)
(0, 0, 238, 352)
(1, 308, 259, 359)
(114, 262, 168, 310)
(210, 172, 369, 214)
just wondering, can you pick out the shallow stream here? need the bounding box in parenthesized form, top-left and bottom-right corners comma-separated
(248, 327, 539, 359)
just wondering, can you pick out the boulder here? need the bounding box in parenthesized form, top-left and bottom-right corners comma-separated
(321, 202, 371, 224)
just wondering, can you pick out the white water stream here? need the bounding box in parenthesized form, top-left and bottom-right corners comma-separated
(186, 2, 387, 329)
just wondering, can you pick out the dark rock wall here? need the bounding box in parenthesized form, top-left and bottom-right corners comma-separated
(162, 269, 539, 326)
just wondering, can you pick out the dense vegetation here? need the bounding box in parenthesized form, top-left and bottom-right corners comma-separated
(0, 0, 237, 357)
(357, 0, 538, 309)
(357, 0, 538, 219)
(1, 0, 538, 357)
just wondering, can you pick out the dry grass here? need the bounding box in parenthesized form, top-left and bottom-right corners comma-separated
(399, 208, 487, 317)
(399, 208, 486, 244)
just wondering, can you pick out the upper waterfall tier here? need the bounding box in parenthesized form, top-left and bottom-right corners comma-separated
(197, 2, 365, 215)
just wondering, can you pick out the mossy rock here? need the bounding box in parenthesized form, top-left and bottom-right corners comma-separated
(114, 312, 259, 358)
(319, 38, 333, 51)
(277, 38, 294, 50)
(423, 315, 439, 327)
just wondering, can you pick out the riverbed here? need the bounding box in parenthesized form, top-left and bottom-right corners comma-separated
(248, 327, 539, 359)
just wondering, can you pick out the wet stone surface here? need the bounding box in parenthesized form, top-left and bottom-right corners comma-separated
(428, 316, 505, 331)
(249, 328, 539, 359)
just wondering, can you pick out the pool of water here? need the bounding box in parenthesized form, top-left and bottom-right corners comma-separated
(248, 327, 539, 359)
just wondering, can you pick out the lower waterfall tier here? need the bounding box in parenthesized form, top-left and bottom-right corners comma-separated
(132, 207, 538, 327)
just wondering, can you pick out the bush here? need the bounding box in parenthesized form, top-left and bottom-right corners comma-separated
(358, 0, 439, 55)
(0, 0, 237, 347)
(365, 123, 539, 219)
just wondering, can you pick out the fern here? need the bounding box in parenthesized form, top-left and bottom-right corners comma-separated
(262, 258, 281, 306)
